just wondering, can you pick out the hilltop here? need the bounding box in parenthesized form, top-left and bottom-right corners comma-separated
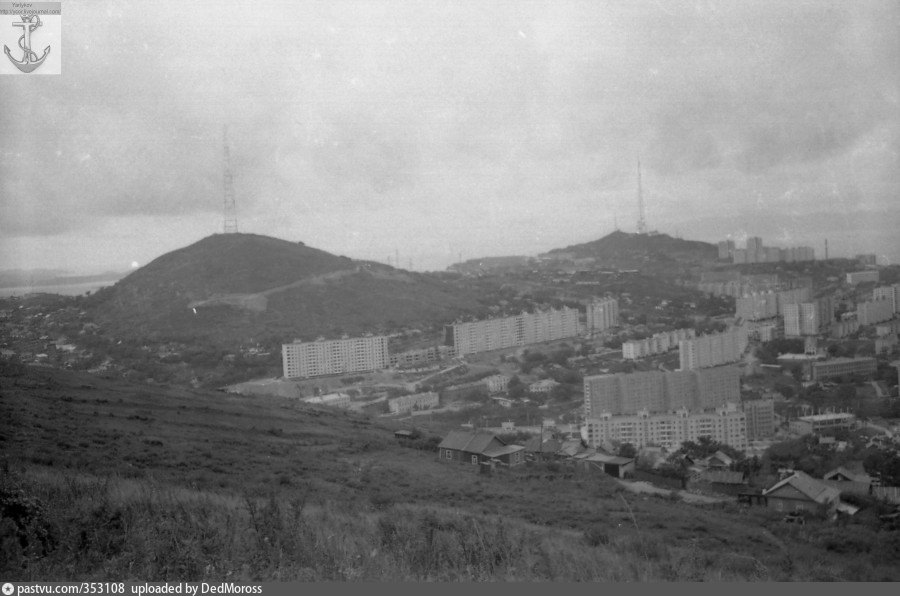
(3, 361, 897, 581)
(85, 233, 481, 345)
(543, 231, 718, 272)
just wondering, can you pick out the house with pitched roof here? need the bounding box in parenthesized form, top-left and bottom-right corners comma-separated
(762, 471, 841, 514)
(822, 463, 873, 496)
(438, 430, 525, 467)
(705, 451, 735, 470)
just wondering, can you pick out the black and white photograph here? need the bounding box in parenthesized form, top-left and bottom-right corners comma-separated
(2, 0, 899, 583)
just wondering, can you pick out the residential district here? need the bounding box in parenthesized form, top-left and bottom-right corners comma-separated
(272, 249, 900, 518)
(3, 235, 900, 522)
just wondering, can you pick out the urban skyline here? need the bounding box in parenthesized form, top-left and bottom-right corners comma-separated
(3, 0, 899, 274)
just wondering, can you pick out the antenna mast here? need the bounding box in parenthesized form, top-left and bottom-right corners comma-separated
(222, 125, 239, 234)
(636, 158, 647, 235)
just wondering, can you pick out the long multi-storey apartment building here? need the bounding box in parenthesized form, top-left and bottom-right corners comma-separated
(783, 298, 833, 337)
(857, 298, 895, 326)
(583, 403, 747, 451)
(730, 237, 814, 264)
(583, 366, 740, 418)
(444, 307, 580, 357)
(846, 270, 879, 285)
(282, 335, 390, 379)
(586, 297, 619, 333)
(810, 357, 877, 381)
(679, 326, 748, 370)
(622, 328, 694, 360)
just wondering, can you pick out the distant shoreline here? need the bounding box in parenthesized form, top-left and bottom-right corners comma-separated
(0, 281, 115, 298)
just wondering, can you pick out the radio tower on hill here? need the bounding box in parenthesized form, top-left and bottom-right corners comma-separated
(636, 158, 647, 235)
(222, 125, 239, 234)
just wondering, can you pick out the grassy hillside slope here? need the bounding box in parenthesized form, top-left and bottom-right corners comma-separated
(2, 362, 898, 581)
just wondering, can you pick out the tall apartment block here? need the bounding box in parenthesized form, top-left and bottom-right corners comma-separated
(873, 284, 900, 314)
(282, 335, 390, 379)
(586, 297, 619, 333)
(857, 299, 895, 326)
(856, 254, 878, 267)
(679, 326, 749, 370)
(717, 240, 735, 260)
(776, 287, 813, 315)
(583, 404, 747, 451)
(736, 292, 778, 321)
(783, 298, 833, 337)
(444, 307, 581, 357)
(583, 366, 740, 417)
(622, 328, 694, 360)
(742, 398, 775, 440)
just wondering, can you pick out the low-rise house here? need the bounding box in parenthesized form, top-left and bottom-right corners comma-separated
(302, 392, 352, 409)
(483, 374, 511, 394)
(523, 436, 562, 461)
(822, 464, 873, 496)
(705, 451, 735, 470)
(762, 471, 841, 514)
(438, 430, 525, 467)
(387, 391, 439, 414)
(696, 470, 748, 495)
(528, 379, 560, 394)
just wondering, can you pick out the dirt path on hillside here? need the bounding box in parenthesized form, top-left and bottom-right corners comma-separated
(616, 479, 729, 504)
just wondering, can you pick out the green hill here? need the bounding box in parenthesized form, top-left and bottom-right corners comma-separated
(85, 233, 481, 345)
(544, 231, 718, 271)
(2, 361, 897, 581)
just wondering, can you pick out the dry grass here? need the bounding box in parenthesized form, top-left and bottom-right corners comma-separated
(2, 362, 898, 581)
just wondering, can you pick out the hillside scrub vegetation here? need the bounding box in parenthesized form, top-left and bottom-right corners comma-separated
(2, 362, 899, 581)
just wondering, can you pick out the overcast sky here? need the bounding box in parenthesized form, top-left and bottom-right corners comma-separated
(2, 0, 898, 273)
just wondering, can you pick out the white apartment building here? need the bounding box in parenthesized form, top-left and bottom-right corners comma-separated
(282, 335, 390, 379)
(678, 326, 748, 370)
(873, 284, 900, 313)
(444, 307, 581, 356)
(388, 391, 439, 414)
(622, 328, 694, 360)
(584, 366, 740, 417)
(847, 270, 879, 285)
(783, 298, 833, 337)
(777, 287, 813, 316)
(858, 299, 895, 326)
(736, 292, 778, 321)
(583, 403, 747, 451)
(586, 297, 619, 333)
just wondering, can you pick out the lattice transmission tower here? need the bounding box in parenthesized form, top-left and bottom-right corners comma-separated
(636, 157, 647, 235)
(222, 125, 239, 234)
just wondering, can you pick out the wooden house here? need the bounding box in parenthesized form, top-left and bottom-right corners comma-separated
(762, 471, 841, 514)
(438, 430, 525, 467)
